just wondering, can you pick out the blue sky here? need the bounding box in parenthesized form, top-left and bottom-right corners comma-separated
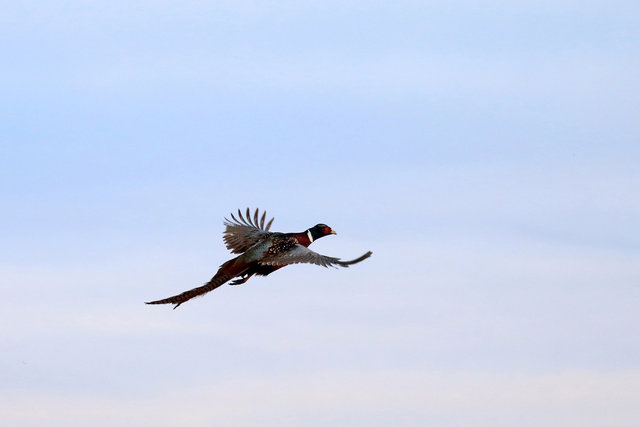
(2, 1, 640, 425)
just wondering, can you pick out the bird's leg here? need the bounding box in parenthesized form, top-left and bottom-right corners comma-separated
(229, 273, 254, 286)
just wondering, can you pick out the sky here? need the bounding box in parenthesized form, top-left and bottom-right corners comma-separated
(2, 0, 640, 425)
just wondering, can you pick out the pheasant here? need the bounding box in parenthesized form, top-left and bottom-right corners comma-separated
(146, 208, 372, 308)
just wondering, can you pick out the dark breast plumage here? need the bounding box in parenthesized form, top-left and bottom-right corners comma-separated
(267, 237, 298, 255)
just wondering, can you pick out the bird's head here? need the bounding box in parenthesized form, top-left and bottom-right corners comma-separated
(308, 223, 337, 241)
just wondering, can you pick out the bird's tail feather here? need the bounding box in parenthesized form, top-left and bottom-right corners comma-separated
(146, 271, 232, 309)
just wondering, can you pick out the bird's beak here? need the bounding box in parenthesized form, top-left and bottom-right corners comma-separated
(330, 229, 337, 235)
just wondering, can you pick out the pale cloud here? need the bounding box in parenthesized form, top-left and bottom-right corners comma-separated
(3, 370, 640, 426)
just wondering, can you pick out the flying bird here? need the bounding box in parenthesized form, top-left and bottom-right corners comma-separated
(146, 208, 372, 308)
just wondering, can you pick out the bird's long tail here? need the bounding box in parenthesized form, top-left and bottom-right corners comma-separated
(146, 259, 239, 309)
(145, 273, 231, 309)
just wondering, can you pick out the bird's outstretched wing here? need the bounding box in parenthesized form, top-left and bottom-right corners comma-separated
(223, 208, 275, 254)
(259, 245, 373, 268)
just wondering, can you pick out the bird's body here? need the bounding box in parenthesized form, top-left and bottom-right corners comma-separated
(146, 208, 372, 308)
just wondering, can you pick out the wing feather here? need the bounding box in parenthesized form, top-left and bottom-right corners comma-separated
(265, 217, 274, 231)
(260, 211, 266, 229)
(223, 208, 275, 254)
(258, 245, 372, 268)
(238, 209, 249, 225)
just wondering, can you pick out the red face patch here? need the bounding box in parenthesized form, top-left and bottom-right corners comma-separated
(322, 226, 332, 235)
